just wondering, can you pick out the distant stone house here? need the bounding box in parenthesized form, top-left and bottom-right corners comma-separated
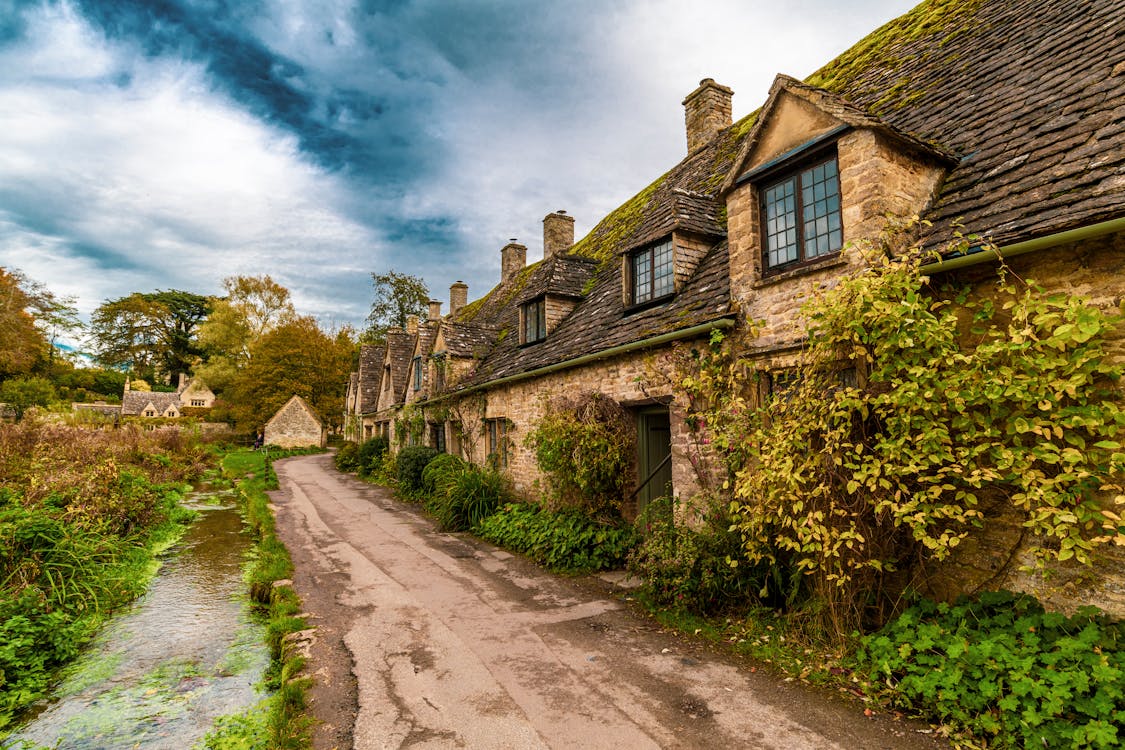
(265, 395, 326, 449)
(120, 374, 216, 418)
(345, 1, 1125, 611)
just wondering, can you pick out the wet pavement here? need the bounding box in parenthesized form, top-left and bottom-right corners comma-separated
(271, 453, 949, 750)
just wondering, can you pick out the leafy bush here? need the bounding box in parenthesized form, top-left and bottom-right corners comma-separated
(680, 230, 1125, 633)
(858, 591, 1125, 749)
(421, 453, 467, 496)
(477, 503, 638, 572)
(356, 436, 389, 477)
(628, 496, 775, 614)
(525, 392, 633, 519)
(396, 446, 440, 497)
(333, 441, 360, 473)
(424, 463, 507, 532)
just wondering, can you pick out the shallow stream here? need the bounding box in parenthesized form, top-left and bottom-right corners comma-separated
(6, 490, 269, 749)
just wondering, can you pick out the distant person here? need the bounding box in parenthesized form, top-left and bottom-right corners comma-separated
(253, 430, 263, 449)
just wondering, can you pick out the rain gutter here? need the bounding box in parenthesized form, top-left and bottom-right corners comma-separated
(422, 317, 736, 405)
(920, 216, 1125, 275)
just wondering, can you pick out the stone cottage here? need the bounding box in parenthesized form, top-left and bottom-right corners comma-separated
(346, 0, 1125, 607)
(266, 395, 327, 449)
(120, 374, 216, 418)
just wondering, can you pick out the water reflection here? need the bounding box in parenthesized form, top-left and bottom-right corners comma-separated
(8, 493, 268, 750)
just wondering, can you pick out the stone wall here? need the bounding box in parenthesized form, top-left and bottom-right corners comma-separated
(420, 340, 718, 520)
(265, 398, 325, 449)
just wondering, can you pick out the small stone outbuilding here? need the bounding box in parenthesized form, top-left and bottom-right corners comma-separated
(265, 395, 326, 449)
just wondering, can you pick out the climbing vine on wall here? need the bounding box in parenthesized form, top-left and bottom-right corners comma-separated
(682, 224, 1125, 633)
(525, 391, 635, 520)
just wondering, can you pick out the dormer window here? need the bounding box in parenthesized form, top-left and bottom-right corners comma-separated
(522, 297, 547, 344)
(630, 238, 674, 306)
(761, 154, 842, 272)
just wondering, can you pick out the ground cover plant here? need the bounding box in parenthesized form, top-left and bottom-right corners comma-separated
(858, 591, 1125, 749)
(476, 502, 638, 573)
(0, 421, 209, 732)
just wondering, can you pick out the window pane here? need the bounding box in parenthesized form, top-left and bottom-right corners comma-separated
(653, 240, 674, 298)
(801, 157, 841, 259)
(763, 177, 799, 267)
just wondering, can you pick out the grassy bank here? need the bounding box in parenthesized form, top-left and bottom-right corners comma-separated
(199, 447, 316, 750)
(0, 421, 210, 733)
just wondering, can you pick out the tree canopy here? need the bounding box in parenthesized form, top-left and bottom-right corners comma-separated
(88, 290, 211, 383)
(364, 270, 429, 345)
(196, 275, 297, 392)
(225, 316, 353, 431)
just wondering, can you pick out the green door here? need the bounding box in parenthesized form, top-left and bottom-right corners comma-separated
(637, 408, 673, 515)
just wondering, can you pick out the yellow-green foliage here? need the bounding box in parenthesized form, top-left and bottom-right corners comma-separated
(682, 230, 1125, 633)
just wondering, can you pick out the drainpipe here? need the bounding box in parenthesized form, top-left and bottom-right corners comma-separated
(421, 317, 737, 405)
(920, 217, 1125, 275)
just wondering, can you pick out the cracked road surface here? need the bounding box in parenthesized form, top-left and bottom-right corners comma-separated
(270, 454, 947, 750)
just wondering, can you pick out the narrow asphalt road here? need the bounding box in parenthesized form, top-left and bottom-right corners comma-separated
(269, 453, 947, 750)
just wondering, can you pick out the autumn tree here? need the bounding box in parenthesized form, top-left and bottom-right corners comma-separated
(88, 290, 210, 383)
(225, 316, 353, 431)
(196, 275, 297, 392)
(0, 267, 48, 379)
(363, 270, 429, 346)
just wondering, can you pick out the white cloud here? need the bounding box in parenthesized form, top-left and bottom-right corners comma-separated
(0, 1, 382, 324)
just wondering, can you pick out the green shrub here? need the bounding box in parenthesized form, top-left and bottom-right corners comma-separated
(858, 591, 1125, 749)
(477, 503, 638, 572)
(525, 392, 633, 519)
(425, 463, 507, 532)
(421, 453, 467, 496)
(356, 437, 389, 477)
(396, 446, 440, 497)
(333, 441, 360, 473)
(628, 496, 774, 614)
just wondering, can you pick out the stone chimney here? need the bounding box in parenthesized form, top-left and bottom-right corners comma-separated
(543, 210, 575, 260)
(405, 314, 419, 335)
(683, 78, 733, 153)
(428, 299, 442, 321)
(124, 379, 130, 392)
(501, 239, 527, 283)
(449, 281, 468, 316)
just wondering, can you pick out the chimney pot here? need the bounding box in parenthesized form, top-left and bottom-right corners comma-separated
(406, 314, 419, 335)
(501, 241, 527, 283)
(682, 77, 733, 153)
(449, 281, 468, 316)
(543, 210, 576, 259)
(428, 299, 442, 321)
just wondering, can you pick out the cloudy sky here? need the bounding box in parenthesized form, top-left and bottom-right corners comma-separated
(0, 0, 917, 337)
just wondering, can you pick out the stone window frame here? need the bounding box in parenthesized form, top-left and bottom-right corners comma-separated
(757, 146, 843, 276)
(627, 237, 675, 309)
(190, 399, 205, 407)
(430, 422, 446, 453)
(486, 418, 510, 469)
(412, 355, 423, 391)
(521, 296, 547, 345)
